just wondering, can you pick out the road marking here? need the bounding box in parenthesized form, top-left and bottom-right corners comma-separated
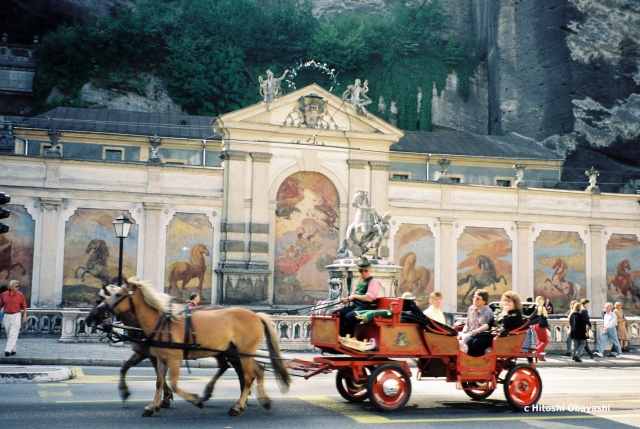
(39, 390, 73, 398)
(71, 367, 85, 378)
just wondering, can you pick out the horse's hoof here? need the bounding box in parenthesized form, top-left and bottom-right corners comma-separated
(228, 407, 241, 417)
(142, 410, 155, 417)
(262, 400, 271, 410)
(202, 394, 211, 402)
(161, 400, 171, 409)
(119, 389, 131, 402)
(195, 398, 204, 408)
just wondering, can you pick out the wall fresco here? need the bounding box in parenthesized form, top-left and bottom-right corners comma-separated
(457, 227, 512, 311)
(62, 209, 138, 307)
(394, 224, 435, 310)
(606, 233, 640, 316)
(274, 172, 339, 305)
(164, 213, 213, 303)
(533, 230, 586, 315)
(0, 205, 34, 305)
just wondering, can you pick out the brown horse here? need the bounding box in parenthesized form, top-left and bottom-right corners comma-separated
(95, 285, 261, 408)
(86, 278, 291, 417)
(168, 244, 210, 297)
(608, 260, 640, 308)
(0, 236, 26, 279)
(398, 252, 430, 296)
(545, 258, 581, 305)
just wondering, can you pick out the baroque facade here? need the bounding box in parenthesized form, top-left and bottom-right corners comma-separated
(1, 84, 639, 316)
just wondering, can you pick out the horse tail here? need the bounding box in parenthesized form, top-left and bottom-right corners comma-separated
(257, 312, 291, 393)
(457, 275, 472, 287)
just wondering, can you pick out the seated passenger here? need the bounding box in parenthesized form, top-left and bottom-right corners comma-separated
(458, 289, 493, 353)
(424, 291, 446, 324)
(333, 257, 381, 337)
(466, 291, 525, 357)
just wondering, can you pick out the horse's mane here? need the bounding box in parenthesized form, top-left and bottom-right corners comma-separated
(617, 260, 630, 273)
(88, 239, 109, 265)
(189, 244, 207, 265)
(477, 255, 497, 273)
(127, 277, 186, 320)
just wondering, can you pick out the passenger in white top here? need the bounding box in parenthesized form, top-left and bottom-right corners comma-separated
(424, 291, 446, 324)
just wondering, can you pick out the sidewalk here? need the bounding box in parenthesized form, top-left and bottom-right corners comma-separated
(1, 337, 638, 369)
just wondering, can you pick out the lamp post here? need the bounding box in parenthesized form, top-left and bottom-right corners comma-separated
(112, 213, 133, 286)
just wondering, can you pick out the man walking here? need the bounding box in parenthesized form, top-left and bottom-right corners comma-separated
(594, 302, 622, 358)
(0, 280, 28, 356)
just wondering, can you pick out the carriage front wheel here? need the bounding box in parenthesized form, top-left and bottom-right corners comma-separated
(503, 364, 542, 409)
(336, 371, 368, 402)
(367, 364, 412, 412)
(461, 381, 495, 400)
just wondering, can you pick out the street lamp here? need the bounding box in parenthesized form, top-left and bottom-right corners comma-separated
(112, 213, 133, 286)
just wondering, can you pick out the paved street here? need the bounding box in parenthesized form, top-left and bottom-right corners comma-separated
(1, 365, 639, 429)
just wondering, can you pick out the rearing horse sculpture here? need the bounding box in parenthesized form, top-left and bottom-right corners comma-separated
(608, 259, 640, 308)
(458, 255, 507, 306)
(338, 189, 387, 258)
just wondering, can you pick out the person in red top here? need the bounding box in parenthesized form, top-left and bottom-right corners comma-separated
(0, 280, 28, 356)
(187, 293, 200, 308)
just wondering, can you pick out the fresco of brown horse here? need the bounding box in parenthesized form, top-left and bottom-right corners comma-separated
(398, 252, 430, 296)
(86, 278, 291, 417)
(74, 239, 119, 294)
(168, 243, 209, 297)
(608, 259, 640, 308)
(545, 258, 581, 305)
(0, 236, 26, 279)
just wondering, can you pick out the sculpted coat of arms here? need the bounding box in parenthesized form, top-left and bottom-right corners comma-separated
(283, 94, 338, 129)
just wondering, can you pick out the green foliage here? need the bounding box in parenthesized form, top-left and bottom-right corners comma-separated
(33, 0, 479, 130)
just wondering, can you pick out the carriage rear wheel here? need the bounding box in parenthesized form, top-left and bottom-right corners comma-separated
(336, 371, 368, 402)
(503, 364, 542, 409)
(461, 381, 494, 400)
(367, 364, 412, 412)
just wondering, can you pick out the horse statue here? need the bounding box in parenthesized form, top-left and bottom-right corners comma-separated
(168, 244, 210, 297)
(0, 236, 26, 279)
(74, 239, 119, 294)
(608, 259, 640, 308)
(398, 252, 430, 296)
(85, 278, 291, 417)
(458, 255, 507, 306)
(544, 258, 582, 305)
(338, 189, 389, 259)
(92, 285, 263, 410)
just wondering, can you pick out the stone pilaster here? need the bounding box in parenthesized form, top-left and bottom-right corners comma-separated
(515, 221, 532, 297)
(142, 203, 164, 289)
(438, 217, 457, 312)
(589, 224, 606, 312)
(369, 161, 390, 214)
(249, 152, 272, 267)
(219, 150, 249, 265)
(36, 198, 62, 308)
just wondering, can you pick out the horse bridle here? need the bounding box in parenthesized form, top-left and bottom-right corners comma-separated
(97, 283, 137, 317)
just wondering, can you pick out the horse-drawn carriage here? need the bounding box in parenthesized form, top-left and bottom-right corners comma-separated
(292, 297, 542, 412)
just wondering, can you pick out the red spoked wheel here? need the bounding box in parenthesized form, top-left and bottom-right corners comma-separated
(503, 364, 542, 410)
(336, 371, 368, 402)
(367, 364, 412, 412)
(461, 381, 494, 400)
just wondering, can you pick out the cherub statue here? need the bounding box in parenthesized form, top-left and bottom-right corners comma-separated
(342, 79, 372, 117)
(259, 69, 289, 111)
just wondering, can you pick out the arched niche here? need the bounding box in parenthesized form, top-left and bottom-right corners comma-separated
(164, 213, 214, 303)
(533, 230, 586, 315)
(273, 171, 340, 305)
(456, 226, 512, 311)
(62, 208, 138, 307)
(606, 233, 640, 315)
(393, 223, 435, 310)
(0, 204, 35, 305)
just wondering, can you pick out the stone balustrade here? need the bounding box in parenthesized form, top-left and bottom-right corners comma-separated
(10, 310, 639, 352)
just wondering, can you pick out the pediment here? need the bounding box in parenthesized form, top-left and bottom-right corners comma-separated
(214, 84, 404, 140)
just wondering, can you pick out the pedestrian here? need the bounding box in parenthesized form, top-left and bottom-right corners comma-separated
(594, 302, 622, 358)
(333, 257, 381, 337)
(533, 296, 549, 361)
(0, 280, 28, 356)
(523, 297, 538, 353)
(423, 291, 446, 324)
(544, 297, 554, 315)
(458, 289, 494, 354)
(187, 293, 200, 308)
(570, 302, 588, 362)
(562, 300, 578, 357)
(613, 302, 629, 352)
(580, 298, 594, 359)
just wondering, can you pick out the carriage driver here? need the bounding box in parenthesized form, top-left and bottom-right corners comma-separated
(333, 257, 381, 337)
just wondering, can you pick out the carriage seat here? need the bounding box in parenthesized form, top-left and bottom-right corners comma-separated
(423, 317, 458, 336)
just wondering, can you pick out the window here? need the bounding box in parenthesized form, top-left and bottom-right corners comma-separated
(496, 179, 511, 187)
(392, 174, 409, 180)
(449, 176, 462, 184)
(40, 143, 63, 156)
(104, 149, 124, 161)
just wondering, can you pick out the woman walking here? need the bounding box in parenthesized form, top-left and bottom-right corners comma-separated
(570, 302, 588, 363)
(533, 296, 549, 361)
(614, 302, 629, 352)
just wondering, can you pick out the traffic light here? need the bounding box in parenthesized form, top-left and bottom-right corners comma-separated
(0, 192, 10, 234)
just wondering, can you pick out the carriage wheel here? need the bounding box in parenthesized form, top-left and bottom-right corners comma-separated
(367, 364, 412, 412)
(461, 381, 494, 400)
(503, 364, 542, 409)
(336, 371, 368, 402)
